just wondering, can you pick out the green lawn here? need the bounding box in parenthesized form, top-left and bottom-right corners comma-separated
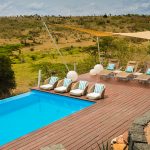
(12, 47, 89, 94)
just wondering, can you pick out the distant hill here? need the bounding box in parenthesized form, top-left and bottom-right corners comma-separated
(0, 15, 150, 40)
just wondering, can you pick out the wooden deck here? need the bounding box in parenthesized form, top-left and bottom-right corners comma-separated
(1, 73, 150, 150)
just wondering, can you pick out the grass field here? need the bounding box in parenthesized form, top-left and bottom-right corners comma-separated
(11, 41, 91, 94)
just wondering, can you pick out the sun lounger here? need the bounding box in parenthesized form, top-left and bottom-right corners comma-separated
(134, 62, 150, 82)
(116, 61, 138, 80)
(87, 83, 105, 100)
(99, 59, 119, 78)
(54, 78, 72, 93)
(40, 76, 59, 90)
(70, 80, 88, 96)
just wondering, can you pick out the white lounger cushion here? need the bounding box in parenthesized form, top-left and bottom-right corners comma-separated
(63, 78, 72, 87)
(40, 84, 53, 90)
(87, 92, 101, 100)
(54, 86, 67, 93)
(70, 89, 84, 96)
(78, 81, 87, 90)
(49, 76, 59, 84)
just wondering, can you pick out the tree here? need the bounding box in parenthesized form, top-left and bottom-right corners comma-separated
(82, 45, 98, 63)
(98, 37, 114, 58)
(20, 35, 29, 46)
(82, 37, 114, 63)
(0, 54, 16, 99)
(28, 30, 40, 43)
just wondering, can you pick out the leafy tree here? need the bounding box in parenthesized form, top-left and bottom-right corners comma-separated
(28, 30, 40, 43)
(112, 39, 130, 65)
(20, 35, 29, 45)
(98, 37, 114, 58)
(0, 44, 24, 56)
(0, 54, 16, 99)
(103, 14, 108, 18)
(82, 45, 98, 63)
(82, 37, 115, 64)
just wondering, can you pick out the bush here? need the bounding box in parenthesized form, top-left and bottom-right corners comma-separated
(77, 58, 96, 74)
(31, 62, 73, 81)
(0, 54, 16, 99)
(30, 47, 34, 51)
(30, 55, 37, 61)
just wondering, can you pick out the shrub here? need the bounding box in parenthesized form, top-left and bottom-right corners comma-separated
(30, 55, 37, 61)
(30, 47, 34, 51)
(31, 62, 73, 81)
(0, 54, 16, 99)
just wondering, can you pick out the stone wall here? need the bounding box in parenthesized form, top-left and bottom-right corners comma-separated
(128, 111, 150, 150)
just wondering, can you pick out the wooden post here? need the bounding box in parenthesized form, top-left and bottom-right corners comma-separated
(74, 63, 77, 72)
(97, 37, 101, 64)
(38, 70, 41, 87)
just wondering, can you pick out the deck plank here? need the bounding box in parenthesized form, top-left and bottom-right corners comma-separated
(1, 73, 150, 150)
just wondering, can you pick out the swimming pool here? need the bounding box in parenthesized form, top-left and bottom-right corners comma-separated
(0, 90, 94, 146)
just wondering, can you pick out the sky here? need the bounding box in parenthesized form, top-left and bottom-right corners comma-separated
(0, 0, 150, 16)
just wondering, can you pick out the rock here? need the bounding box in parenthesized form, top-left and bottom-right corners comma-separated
(133, 143, 150, 150)
(144, 122, 150, 144)
(112, 132, 128, 144)
(133, 116, 150, 126)
(111, 132, 128, 150)
(113, 144, 128, 150)
(129, 124, 144, 134)
(130, 133, 147, 143)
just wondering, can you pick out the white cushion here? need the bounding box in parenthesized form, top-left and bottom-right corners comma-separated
(54, 86, 67, 92)
(49, 76, 58, 85)
(78, 81, 87, 90)
(70, 89, 83, 96)
(63, 78, 72, 87)
(94, 83, 105, 93)
(87, 92, 101, 100)
(40, 84, 53, 90)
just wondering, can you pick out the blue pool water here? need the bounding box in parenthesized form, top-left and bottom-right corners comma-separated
(0, 90, 94, 146)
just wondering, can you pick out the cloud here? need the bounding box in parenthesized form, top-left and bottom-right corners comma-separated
(120, 0, 150, 14)
(0, 0, 149, 16)
(0, 2, 14, 15)
(28, 2, 45, 10)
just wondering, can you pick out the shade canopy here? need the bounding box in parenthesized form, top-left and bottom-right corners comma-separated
(55, 24, 113, 37)
(114, 31, 150, 40)
(55, 24, 150, 39)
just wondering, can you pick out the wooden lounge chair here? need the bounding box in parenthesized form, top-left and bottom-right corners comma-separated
(134, 62, 150, 82)
(54, 78, 72, 93)
(87, 83, 105, 100)
(116, 61, 138, 80)
(40, 76, 59, 90)
(70, 80, 88, 97)
(99, 59, 119, 78)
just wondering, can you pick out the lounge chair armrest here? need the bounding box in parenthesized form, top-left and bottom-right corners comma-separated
(44, 77, 51, 84)
(87, 84, 95, 93)
(136, 68, 142, 73)
(53, 80, 59, 88)
(66, 83, 72, 92)
(83, 84, 89, 95)
(71, 82, 79, 90)
(56, 79, 64, 87)
(101, 89, 105, 99)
